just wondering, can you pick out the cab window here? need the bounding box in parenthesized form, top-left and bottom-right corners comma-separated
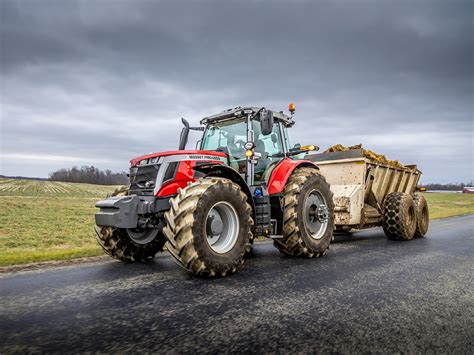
(201, 119, 248, 173)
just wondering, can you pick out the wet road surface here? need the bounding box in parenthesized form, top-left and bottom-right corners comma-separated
(1, 215, 473, 353)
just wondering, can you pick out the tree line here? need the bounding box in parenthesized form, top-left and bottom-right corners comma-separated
(421, 182, 473, 191)
(49, 166, 128, 185)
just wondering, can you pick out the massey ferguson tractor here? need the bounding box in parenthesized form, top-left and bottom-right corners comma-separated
(95, 104, 429, 277)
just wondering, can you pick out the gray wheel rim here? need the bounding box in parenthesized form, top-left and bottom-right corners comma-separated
(206, 201, 239, 254)
(127, 228, 159, 245)
(304, 189, 329, 240)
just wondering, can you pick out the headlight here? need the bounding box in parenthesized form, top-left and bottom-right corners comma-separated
(244, 142, 254, 150)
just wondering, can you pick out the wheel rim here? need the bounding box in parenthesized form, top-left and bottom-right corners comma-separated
(205, 201, 239, 254)
(304, 189, 329, 240)
(127, 228, 159, 245)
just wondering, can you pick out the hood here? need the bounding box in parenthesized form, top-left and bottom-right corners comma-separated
(130, 150, 227, 167)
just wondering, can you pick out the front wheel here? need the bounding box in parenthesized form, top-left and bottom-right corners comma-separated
(163, 177, 253, 277)
(274, 167, 335, 257)
(94, 186, 167, 262)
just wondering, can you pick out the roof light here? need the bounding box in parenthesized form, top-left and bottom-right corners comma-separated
(289, 102, 296, 114)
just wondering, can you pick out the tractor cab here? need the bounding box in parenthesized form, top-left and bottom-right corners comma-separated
(198, 106, 293, 184)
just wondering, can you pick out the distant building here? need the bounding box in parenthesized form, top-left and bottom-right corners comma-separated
(463, 187, 474, 194)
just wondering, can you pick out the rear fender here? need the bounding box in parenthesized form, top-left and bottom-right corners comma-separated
(267, 158, 319, 195)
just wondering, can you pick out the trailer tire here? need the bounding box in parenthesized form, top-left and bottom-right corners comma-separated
(413, 194, 429, 237)
(94, 186, 167, 262)
(163, 177, 253, 277)
(274, 167, 334, 258)
(382, 192, 417, 241)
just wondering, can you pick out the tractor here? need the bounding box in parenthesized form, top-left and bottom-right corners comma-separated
(95, 104, 334, 277)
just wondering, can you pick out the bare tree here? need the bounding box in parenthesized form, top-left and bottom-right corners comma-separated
(49, 166, 128, 185)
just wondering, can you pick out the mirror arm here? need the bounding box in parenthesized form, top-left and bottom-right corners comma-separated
(251, 107, 265, 120)
(286, 150, 307, 157)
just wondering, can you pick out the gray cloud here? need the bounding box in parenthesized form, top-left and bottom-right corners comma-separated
(1, 0, 472, 182)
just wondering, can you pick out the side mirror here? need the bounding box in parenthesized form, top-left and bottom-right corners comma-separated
(286, 144, 319, 157)
(260, 109, 274, 135)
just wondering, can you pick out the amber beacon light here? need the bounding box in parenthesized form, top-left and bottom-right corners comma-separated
(288, 102, 296, 114)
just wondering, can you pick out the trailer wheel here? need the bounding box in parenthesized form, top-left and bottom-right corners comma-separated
(94, 186, 167, 262)
(274, 167, 334, 258)
(413, 194, 429, 237)
(382, 192, 417, 241)
(163, 177, 253, 277)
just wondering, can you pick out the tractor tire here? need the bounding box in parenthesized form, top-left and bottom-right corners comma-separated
(413, 193, 429, 237)
(94, 186, 167, 262)
(382, 192, 417, 241)
(163, 177, 253, 277)
(273, 167, 335, 258)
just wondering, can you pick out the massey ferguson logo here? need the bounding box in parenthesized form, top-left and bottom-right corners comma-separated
(188, 155, 223, 161)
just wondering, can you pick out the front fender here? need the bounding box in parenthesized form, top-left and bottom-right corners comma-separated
(193, 164, 254, 215)
(193, 164, 252, 197)
(267, 158, 319, 195)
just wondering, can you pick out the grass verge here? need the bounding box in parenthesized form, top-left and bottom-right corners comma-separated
(423, 193, 474, 219)
(0, 178, 118, 267)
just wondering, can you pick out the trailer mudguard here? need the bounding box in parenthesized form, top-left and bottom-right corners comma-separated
(267, 158, 319, 195)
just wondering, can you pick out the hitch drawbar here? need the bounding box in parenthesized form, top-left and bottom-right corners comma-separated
(95, 195, 170, 229)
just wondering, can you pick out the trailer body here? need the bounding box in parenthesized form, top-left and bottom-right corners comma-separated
(307, 149, 421, 230)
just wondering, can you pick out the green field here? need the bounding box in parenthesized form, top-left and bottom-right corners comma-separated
(423, 192, 474, 219)
(0, 178, 473, 267)
(0, 179, 118, 266)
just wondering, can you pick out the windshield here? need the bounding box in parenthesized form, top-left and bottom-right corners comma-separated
(201, 119, 247, 153)
(201, 118, 285, 180)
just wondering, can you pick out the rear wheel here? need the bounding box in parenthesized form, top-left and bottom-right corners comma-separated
(274, 167, 335, 257)
(413, 194, 429, 237)
(94, 186, 167, 262)
(163, 177, 253, 277)
(382, 192, 417, 241)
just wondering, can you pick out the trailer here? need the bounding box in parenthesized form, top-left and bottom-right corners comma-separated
(307, 149, 428, 239)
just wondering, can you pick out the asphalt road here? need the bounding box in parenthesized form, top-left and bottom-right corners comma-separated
(1, 215, 473, 353)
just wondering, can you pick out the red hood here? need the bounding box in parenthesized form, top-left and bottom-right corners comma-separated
(130, 150, 227, 167)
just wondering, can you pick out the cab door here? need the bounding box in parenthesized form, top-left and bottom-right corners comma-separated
(253, 121, 287, 183)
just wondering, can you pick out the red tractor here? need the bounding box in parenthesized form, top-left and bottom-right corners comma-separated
(95, 105, 334, 277)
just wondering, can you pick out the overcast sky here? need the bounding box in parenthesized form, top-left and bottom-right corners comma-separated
(1, 0, 472, 183)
